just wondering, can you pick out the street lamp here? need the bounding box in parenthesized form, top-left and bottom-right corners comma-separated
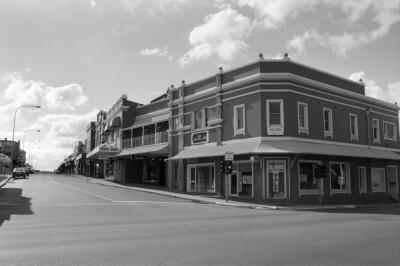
(10, 105, 41, 169)
(23, 129, 41, 150)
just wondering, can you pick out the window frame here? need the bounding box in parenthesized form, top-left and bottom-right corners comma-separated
(372, 118, 380, 144)
(297, 102, 309, 135)
(358, 166, 367, 194)
(349, 113, 359, 141)
(329, 161, 351, 194)
(323, 107, 333, 138)
(383, 121, 397, 141)
(266, 99, 284, 136)
(233, 104, 245, 136)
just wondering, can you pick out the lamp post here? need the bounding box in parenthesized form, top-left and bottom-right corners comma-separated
(11, 105, 41, 170)
(23, 129, 41, 150)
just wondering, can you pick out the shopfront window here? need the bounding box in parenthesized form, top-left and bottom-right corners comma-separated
(187, 164, 215, 193)
(371, 168, 386, 193)
(299, 161, 321, 194)
(330, 162, 350, 193)
(232, 162, 253, 197)
(267, 160, 286, 199)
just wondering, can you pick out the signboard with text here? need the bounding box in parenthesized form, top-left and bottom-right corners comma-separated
(191, 131, 208, 145)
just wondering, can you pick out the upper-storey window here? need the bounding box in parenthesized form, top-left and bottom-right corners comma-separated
(372, 119, 380, 144)
(383, 121, 397, 141)
(349, 113, 358, 141)
(266, 100, 284, 135)
(233, 104, 245, 136)
(323, 108, 333, 138)
(192, 109, 206, 129)
(297, 102, 309, 134)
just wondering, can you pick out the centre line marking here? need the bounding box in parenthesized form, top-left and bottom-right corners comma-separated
(51, 180, 193, 205)
(51, 179, 115, 202)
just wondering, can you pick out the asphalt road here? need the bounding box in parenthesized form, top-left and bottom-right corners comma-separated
(1, 174, 399, 266)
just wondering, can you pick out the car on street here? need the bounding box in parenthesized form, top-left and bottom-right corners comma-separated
(13, 167, 26, 179)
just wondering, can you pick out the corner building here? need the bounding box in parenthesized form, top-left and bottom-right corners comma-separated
(167, 56, 400, 204)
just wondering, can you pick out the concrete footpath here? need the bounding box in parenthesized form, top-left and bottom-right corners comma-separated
(0, 174, 13, 188)
(71, 175, 400, 211)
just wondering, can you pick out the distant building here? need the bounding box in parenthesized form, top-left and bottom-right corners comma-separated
(0, 138, 23, 167)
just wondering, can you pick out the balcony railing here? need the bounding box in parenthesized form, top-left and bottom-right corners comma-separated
(122, 131, 168, 149)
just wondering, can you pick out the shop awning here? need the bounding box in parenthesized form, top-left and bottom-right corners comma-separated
(86, 145, 120, 160)
(115, 144, 169, 158)
(169, 138, 400, 161)
(169, 138, 261, 160)
(255, 140, 400, 160)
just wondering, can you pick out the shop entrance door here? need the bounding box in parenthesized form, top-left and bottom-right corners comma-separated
(187, 166, 197, 192)
(230, 172, 238, 196)
(388, 166, 398, 200)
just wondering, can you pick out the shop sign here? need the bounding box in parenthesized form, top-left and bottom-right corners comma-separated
(191, 131, 208, 145)
(267, 126, 284, 136)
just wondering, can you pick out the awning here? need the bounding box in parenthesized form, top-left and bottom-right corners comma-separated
(86, 145, 120, 160)
(114, 144, 169, 158)
(169, 138, 400, 161)
(111, 116, 121, 128)
(169, 138, 260, 160)
(255, 140, 400, 160)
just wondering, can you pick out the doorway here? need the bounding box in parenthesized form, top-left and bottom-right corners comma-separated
(388, 165, 398, 200)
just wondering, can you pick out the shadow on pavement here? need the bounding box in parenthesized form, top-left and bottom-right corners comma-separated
(0, 188, 33, 227)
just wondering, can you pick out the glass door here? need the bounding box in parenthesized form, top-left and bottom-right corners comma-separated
(187, 166, 197, 192)
(230, 172, 238, 196)
(388, 166, 398, 200)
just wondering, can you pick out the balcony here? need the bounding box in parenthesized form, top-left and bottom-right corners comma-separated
(122, 131, 168, 149)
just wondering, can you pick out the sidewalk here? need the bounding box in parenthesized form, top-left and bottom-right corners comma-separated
(72, 175, 400, 211)
(0, 174, 13, 188)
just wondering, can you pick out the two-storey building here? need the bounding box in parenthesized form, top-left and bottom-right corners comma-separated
(86, 95, 142, 181)
(167, 54, 400, 204)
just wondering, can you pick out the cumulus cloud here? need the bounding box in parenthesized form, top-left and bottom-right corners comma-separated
(37, 109, 98, 140)
(237, 0, 400, 56)
(179, 8, 252, 66)
(0, 72, 88, 113)
(349, 71, 400, 104)
(140, 47, 169, 56)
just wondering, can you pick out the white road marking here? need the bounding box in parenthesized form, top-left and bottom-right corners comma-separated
(51, 179, 115, 202)
(51, 179, 192, 205)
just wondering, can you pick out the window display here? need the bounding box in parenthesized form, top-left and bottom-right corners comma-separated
(267, 160, 286, 198)
(299, 162, 319, 192)
(330, 162, 350, 192)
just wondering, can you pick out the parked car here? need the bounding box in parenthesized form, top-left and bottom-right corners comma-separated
(13, 167, 26, 179)
(24, 166, 33, 175)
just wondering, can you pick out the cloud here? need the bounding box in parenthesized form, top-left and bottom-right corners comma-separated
(179, 8, 252, 66)
(90, 0, 97, 7)
(140, 47, 169, 56)
(119, 0, 191, 14)
(238, 0, 400, 56)
(37, 109, 98, 140)
(349, 71, 400, 104)
(0, 72, 88, 113)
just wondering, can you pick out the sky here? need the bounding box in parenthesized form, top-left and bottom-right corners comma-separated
(0, 0, 399, 170)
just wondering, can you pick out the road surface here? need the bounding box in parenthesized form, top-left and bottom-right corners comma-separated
(1, 173, 399, 265)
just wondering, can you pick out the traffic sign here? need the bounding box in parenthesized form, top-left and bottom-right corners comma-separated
(225, 151, 234, 161)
